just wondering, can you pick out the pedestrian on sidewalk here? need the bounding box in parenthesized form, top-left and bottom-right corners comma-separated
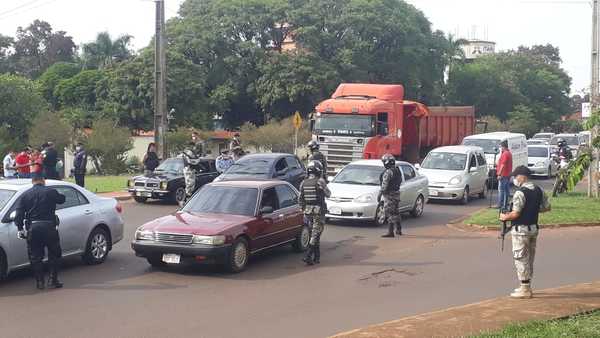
(500, 166, 551, 299)
(496, 140, 512, 210)
(72, 143, 88, 187)
(380, 154, 402, 237)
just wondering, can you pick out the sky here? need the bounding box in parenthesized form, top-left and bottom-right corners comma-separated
(0, 0, 592, 95)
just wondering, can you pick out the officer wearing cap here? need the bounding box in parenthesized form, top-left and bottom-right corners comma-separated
(14, 173, 66, 290)
(499, 165, 551, 299)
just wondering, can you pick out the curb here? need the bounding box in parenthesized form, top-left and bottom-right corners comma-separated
(457, 222, 600, 232)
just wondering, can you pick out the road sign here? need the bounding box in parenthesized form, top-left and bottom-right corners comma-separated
(582, 102, 591, 118)
(293, 111, 302, 129)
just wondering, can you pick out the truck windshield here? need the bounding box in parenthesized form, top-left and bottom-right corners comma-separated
(314, 114, 375, 136)
(462, 139, 500, 154)
(421, 152, 467, 171)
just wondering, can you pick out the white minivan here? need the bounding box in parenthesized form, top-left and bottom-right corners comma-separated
(462, 132, 528, 176)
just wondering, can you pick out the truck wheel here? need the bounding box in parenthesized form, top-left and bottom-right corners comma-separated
(227, 237, 249, 273)
(134, 196, 147, 203)
(460, 186, 470, 205)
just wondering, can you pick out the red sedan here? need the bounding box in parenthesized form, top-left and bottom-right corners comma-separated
(131, 180, 310, 272)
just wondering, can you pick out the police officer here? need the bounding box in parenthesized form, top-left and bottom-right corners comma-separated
(307, 140, 328, 179)
(191, 131, 205, 157)
(42, 142, 60, 180)
(555, 138, 573, 161)
(299, 160, 331, 265)
(500, 166, 551, 299)
(14, 173, 66, 290)
(181, 142, 203, 204)
(72, 143, 87, 187)
(379, 154, 402, 238)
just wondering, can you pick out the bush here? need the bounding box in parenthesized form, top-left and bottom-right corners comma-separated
(480, 115, 507, 133)
(126, 155, 142, 174)
(85, 119, 133, 175)
(241, 116, 311, 154)
(28, 111, 73, 156)
(506, 105, 539, 137)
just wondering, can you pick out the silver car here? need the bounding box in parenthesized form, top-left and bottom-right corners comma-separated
(326, 160, 429, 226)
(0, 179, 125, 280)
(528, 145, 557, 177)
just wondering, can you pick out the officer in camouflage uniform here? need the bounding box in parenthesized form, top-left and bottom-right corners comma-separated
(307, 140, 328, 179)
(299, 160, 331, 265)
(379, 154, 403, 238)
(500, 166, 551, 299)
(181, 142, 203, 204)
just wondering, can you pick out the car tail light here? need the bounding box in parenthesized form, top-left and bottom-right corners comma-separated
(115, 204, 123, 214)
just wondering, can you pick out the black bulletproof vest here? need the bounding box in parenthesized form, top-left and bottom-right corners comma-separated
(512, 186, 543, 226)
(302, 177, 323, 206)
(379, 167, 402, 194)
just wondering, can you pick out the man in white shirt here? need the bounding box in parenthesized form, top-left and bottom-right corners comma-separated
(3, 150, 16, 178)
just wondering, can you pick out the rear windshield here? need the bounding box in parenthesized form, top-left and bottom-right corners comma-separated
(0, 189, 16, 210)
(183, 185, 258, 216)
(550, 136, 579, 146)
(421, 152, 467, 171)
(528, 147, 548, 158)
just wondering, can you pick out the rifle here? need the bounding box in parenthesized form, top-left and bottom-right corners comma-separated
(499, 207, 512, 252)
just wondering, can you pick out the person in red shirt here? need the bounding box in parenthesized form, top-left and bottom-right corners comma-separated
(15, 147, 32, 178)
(496, 140, 513, 210)
(29, 148, 44, 176)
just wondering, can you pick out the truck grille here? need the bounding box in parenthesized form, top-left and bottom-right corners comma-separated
(155, 232, 193, 245)
(320, 142, 365, 175)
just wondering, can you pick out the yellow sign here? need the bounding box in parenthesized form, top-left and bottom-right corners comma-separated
(293, 111, 302, 129)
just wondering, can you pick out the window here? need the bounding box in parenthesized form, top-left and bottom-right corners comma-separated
(285, 156, 300, 170)
(183, 186, 258, 216)
(469, 155, 477, 169)
(275, 185, 297, 209)
(476, 153, 486, 166)
(377, 112, 389, 136)
(422, 152, 467, 171)
(55, 187, 84, 209)
(0, 189, 16, 211)
(275, 158, 288, 172)
(260, 187, 279, 211)
(400, 165, 416, 180)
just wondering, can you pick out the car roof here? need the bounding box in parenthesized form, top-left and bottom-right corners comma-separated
(208, 180, 287, 189)
(431, 145, 482, 154)
(553, 133, 578, 137)
(239, 153, 291, 160)
(463, 132, 525, 140)
(347, 159, 412, 167)
(528, 144, 551, 148)
(534, 132, 554, 135)
(0, 179, 80, 191)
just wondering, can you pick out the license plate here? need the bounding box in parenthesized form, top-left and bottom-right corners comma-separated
(137, 191, 151, 197)
(430, 190, 439, 196)
(329, 207, 342, 215)
(162, 254, 181, 264)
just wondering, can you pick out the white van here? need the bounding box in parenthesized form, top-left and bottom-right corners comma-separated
(461, 132, 528, 175)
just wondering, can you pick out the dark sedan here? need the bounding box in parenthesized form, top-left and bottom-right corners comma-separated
(127, 157, 219, 204)
(131, 180, 310, 272)
(214, 153, 306, 188)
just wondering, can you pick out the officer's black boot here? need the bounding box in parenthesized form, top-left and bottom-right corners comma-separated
(381, 223, 395, 238)
(314, 244, 320, 264)
(303, 245, 314, 265)
(396, 222, 403, 236)
(48, 267, 63, 289)
(33, 264, 45, 290)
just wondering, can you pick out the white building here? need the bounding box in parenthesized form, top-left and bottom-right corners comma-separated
(460, 39, 496, 60)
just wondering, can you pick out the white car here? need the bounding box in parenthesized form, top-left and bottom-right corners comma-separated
(326, 160, 429, 226)
(527, 145, 557, 177)
(0, 179, 125, 280)
(417, 146, 488, 204)
(532, 132, 555, 142)
(527, 139, 548, 146)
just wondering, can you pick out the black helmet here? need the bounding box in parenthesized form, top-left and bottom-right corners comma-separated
(307, 140, 319, 151)
(382, 154, 395, 168)
(557, 138, 566, 147)
(307, 160, 323, 175)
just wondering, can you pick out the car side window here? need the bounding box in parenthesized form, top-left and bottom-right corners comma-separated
(275, 185, 298, 209)
(285, 156, 300, 170)
(476, 153, 486, 166)
(275, 158, 288, 172)
(469, 155, 477, 169)
(55, 187, 83, 210)
(260, 187, 279, 211)
(400, 164, 416, 181)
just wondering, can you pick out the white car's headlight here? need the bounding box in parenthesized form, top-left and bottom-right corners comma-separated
(535, 161, 547, 167)
(135, 229, 154, 241)
(192, 235, 226, 246)
(449, 176, 462, 185)
(354, 194, 374, 203)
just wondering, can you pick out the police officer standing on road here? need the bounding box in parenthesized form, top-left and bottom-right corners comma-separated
(299, 161, 331, 266)
(14, 173, 66, 290)
(379, 154, 402, 238)
(307, 140, 328, 179)
(499, 166, 551, 299)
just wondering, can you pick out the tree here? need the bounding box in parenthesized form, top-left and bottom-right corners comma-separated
(241, 116, 311, 153)
(37, 62, 81, 109)
(12, 20, 76, 78)
(480, 115, 506, 133)
(54, 69, 105, 109)
(85, 119, 133, 174)
(82, 32, 133, 69)
(0, 74, 47, 144)
(506, 105, 539, 137)
(28, 111, 73, 156)
(0, 34, 14, 73)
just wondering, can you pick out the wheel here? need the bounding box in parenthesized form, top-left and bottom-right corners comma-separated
(478, 182, 487, 199)
(374, 203, 386, 226)
(134, 196, 148, 203)
(173, 187, 186, 205)
(82, 227, 111, 265)
(0, 250, 7, 282)
(227, 237, 249, 273)
(460, 186, 470, 205)
(146, 256, 166, 268)
(292, 224, 310, 252)
(410, 195, 425, 217)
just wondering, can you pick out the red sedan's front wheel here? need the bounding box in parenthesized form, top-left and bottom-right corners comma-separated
(227, 237, 249, 273)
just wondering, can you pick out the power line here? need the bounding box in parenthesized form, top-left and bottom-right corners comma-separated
(0, 0, 60, 21)
(0, 0, 44, 17)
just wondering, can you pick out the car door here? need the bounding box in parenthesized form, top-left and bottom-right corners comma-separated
(465, 153, 480, 193)
(399, 164, 417, 211)
(254, 187, 285, 250)
(476, 152, 488, 190)
(195, 160, 218, 189)
(274, 184, 303, 241)
(4, 196, 30, 268)
(273, 158, 290, 182)
(54, 186, 92, 254)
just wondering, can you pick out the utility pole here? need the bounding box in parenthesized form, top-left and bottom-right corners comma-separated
(589, 0, 600, 197)
(154, 0, 168, 160)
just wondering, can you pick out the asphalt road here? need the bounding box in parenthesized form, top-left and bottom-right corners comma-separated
(1, 179, 599, 338)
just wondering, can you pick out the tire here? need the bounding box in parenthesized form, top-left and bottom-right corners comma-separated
(0, 250, 7, 282)
(146, 256, 166, 268)
(478, 182, 487, 199)
(173, 187, 186, 205)
(410, 195, 425, 217)
(227, 237, 249, 273)
(134, 196, 148, 203)
(82, 227, 111, 265)
(460, 186, 470, 205)
(374, 203, 386, 226)
(292, 224, 310, 252)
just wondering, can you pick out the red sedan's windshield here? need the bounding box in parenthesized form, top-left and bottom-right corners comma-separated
(183, 185, 258, 216)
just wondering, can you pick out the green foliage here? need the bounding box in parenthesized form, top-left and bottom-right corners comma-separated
(67, 175, 129, 193)
(241, 116, 311, 153)
(506, 105, 539, 137)
(54, 69, 105, 109)
(0, 74, 47, 143)
(28, 111, 73, 156)
(480, 115, 506, 133)
(166, 129, 192, 156)
(82, 32, 133, 69)
(0, 126, 23, 157)
(37, 62, 81, 109)
(551, 120, 583, 134)
(84, 119, 133, 175)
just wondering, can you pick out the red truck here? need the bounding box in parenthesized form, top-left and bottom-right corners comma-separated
(312, 83, 475, 176)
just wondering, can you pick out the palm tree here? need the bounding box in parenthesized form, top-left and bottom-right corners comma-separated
(82, 32, 133, 69)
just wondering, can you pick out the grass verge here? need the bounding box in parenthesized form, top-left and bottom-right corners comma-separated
(465, 192, 600, 228)
(66, 175, 129, 193)
(470, 310, 600, 338)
